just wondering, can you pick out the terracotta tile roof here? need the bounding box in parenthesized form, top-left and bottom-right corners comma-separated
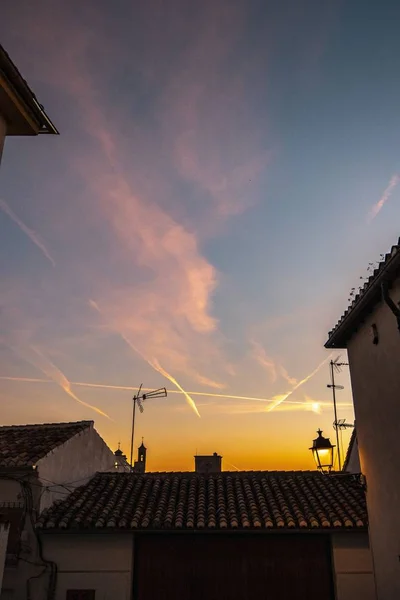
(36, 471, 367, 531)
(0, 421, 93, 468)
(326, 237, 400, 348)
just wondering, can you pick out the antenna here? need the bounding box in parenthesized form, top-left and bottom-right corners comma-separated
(129, 384, 167, 468)
(334, 418, 355, 431)
(327, 359, 349, 470)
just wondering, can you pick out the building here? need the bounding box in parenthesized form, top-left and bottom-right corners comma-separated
(0, 44, 58, 163)
(194, 451, 222, 473)
(132, 441, 147, 474)
(113, 445, 131, 473)
(0, 420, 115, 599)
(35, 470, 375, 600)
(342, 428, 361, 474)
(326, 237, 400, 600)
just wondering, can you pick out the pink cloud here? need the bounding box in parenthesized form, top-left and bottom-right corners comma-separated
(368, 174, 400, 221)
(251, 340, 277, 383)
(0, 4, 274, 405)
(0, 198, 55, 266)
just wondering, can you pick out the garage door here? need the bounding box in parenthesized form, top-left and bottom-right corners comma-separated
(134, 534, 334, 600)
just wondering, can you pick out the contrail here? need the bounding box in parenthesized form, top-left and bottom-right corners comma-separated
(0, 374, 354, 408)
(266, 355, 331, 412)
(368, 174, 400, 222)
(89, 299, 201, 417)
(10, 346, 111, 420)
(0, 198, 55, 266)
(149, 358, 201, 418)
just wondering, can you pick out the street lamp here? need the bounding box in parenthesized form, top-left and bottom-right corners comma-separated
(309, 429, 335, 473)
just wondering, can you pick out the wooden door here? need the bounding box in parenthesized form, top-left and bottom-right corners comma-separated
(134, 534, 334, 600)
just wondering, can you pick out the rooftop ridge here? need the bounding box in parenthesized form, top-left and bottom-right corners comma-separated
(326, 236, 400, 347)
(0, 420, 93, 430)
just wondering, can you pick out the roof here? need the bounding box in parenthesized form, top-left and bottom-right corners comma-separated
(0, 44, 59, 135)
(326, 238, 400, 348)
(36, 470, 367, 532)
(0, 421, 93, 468)
(343, 429, 357, 472)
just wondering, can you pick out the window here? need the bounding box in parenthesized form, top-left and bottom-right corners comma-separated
(66, 591, 95, 600)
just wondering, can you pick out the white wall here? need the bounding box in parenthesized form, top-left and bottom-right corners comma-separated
(345, 435, 361, 474)
(347, 277, 400, 600)
(37, 423, 116, 511)
(43, 534, 133, 600)
(0, 523, 9, 594)
(332, 533, 376, 600)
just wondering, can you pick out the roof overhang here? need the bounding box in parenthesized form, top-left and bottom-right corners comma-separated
(0, 45, 58, 135)
(325, 245, 400, 348)
(38, 526, 368, 535)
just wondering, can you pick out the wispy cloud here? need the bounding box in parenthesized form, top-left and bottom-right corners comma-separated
(251, 340, 298, 386)
(0, 374, 353, 408)
(266, 355, 331, 412)
(368, 174, 400, 222)
(149, 358, 201, 418)
(251, 340, 277, 382)
(9, 345, 111, 419)
(0, 198, 55, 266)
(89, 299, 201, 417)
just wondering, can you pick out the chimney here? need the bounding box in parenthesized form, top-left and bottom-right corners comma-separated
(194, 452, 222, 473)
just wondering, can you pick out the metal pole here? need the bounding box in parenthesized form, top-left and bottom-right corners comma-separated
(330, 361, 341, 470)
(130, 396, 136, 468)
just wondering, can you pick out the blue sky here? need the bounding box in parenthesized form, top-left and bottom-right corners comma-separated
(0, 0, 399, 470)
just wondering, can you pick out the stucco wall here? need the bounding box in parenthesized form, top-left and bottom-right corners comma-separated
(347, 277, 400, 600)
(43, 534, 133, 600)
(332, 532, 376, 600)
(344, 435, 361, 474)
(37, 423, 116, 511)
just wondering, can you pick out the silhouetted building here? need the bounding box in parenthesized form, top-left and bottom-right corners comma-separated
(113, 445, 131, 473)
(133, 441, 147, 473)
(194, 452, 222, 473)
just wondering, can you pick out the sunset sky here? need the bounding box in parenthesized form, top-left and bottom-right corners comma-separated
(1, 1, 399, 472)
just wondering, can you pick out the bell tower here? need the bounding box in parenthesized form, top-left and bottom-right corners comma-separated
(133, 439, 147, 473)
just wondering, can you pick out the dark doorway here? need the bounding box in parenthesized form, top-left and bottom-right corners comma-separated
(134, 533, 334, 600)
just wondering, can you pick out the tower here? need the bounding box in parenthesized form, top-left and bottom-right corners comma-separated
(133, 439, 147, 473)
(113, 443, 130, 472)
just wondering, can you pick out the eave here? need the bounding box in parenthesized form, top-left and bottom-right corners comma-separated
(0, 45, 58, 135)
(325, 243, 400, 349)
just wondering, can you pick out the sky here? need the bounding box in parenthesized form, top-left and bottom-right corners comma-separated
(1, 0, 399, 472)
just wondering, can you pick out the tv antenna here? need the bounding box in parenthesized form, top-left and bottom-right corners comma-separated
(334, 418, 355, 431)
(327, 356, 349, 471)
(129, 384, 167, 467)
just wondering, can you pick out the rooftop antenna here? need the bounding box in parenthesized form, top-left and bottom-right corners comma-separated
(327, 356, 349, 471)
(129, 384, 167, 468)
(335, 418, 355, 430)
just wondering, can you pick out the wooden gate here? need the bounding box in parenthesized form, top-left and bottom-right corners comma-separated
(134, 533, 334, 600)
